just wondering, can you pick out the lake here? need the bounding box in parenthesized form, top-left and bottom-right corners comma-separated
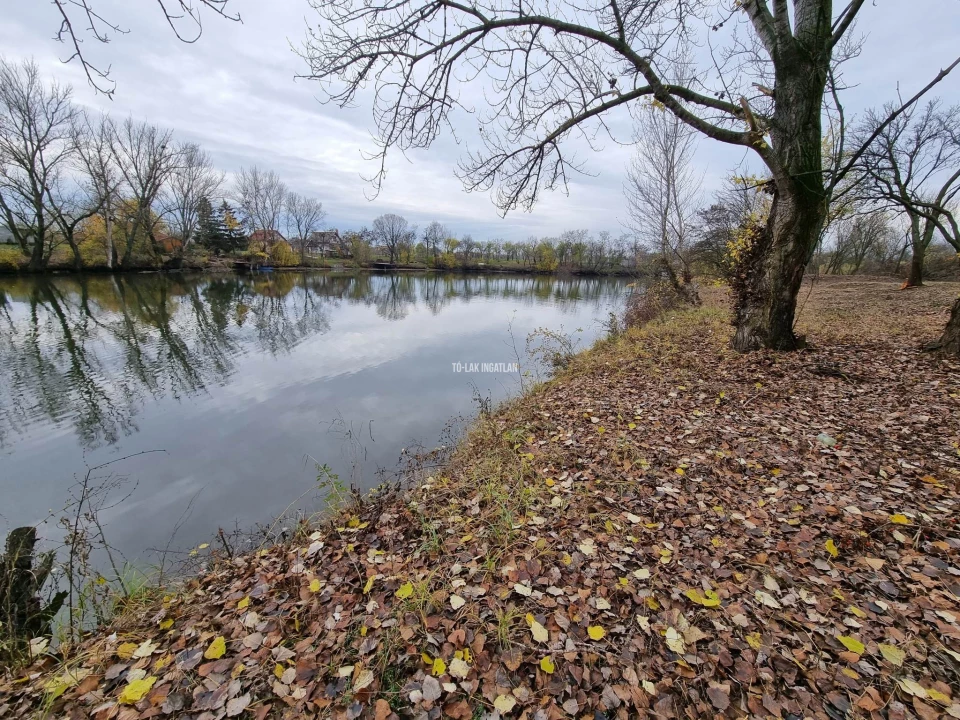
(0, 271, 628, 564)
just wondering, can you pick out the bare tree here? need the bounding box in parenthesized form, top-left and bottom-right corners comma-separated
(0, 58, 78, 271)
(371, 213, 415, 265)
(422, 221, 448, 266)
(235, 166, 287, 249)
(47, 0, 240, 97)
(625, 92, 702, 301)
(163, 142, 224, 257)
(110, 118, 180, 267)
(74, 113, 121, 268)
(46, 124, 113, 271)
(285, 191, 327, 264)
(854, 99, 960, 287)
(826, 212, 890, 276)
(299, 0, 960, 351)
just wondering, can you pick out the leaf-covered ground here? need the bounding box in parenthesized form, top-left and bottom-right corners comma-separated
(3, 279, 960, 720)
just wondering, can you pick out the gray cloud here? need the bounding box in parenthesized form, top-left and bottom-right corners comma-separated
(1, 0, 958, 241)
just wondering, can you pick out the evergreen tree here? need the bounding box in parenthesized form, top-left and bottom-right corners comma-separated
(219, 201, 247, 253)
(197, 198, 247, 255)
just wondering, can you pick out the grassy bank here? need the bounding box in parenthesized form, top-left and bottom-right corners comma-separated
(2, 280, 959, 719)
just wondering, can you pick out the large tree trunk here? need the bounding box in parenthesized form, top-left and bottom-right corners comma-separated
(732, 187, 824, 351)
(66, 233, 83, 271)
(731, 50, 828, 352)
(906, 249, 924, 287)
(930, 297, 960, 354)
(105, 205, 114, 270)
(27, 233, 46, 271)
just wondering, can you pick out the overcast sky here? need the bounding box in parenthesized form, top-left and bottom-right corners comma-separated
(2, 1, 958, 242)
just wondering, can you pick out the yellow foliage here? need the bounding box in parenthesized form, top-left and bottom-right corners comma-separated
(269, 241, 298, 267)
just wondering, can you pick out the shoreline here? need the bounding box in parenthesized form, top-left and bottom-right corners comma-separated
(2, 282, 959, 719)
(0, 259, 640, 279)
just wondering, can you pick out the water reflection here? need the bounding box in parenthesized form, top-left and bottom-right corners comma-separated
(0, 272, 621, 452)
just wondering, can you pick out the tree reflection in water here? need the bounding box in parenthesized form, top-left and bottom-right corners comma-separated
(0, 271, 620, 451)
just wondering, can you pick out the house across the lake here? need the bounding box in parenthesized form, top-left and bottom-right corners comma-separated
(305, 230, 343, 257)
(248, 229, 287, 251)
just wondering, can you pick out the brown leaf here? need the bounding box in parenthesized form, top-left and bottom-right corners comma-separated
(374, 698, 392, 720)
(707, 686, 730, 711)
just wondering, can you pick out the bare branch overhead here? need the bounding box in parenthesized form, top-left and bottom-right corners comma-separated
(49, 0, 241, 97)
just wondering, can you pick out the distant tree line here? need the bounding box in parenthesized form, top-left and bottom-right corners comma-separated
(338, 216, 643, 274)
(0, 58, 328, 272)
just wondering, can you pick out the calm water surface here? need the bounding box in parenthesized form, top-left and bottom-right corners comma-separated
(0, 271, 627, 561)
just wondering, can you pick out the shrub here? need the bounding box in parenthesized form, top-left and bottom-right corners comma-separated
(0, 246, 25, 272)
(624, 282, 686, 329)
(269, 241, 298, 267)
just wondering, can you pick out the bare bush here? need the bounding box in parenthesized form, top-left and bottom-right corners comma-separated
(623, 282, 686, 329)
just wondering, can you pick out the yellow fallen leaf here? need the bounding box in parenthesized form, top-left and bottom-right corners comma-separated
(395, 581, 414, 599)
(745, 633, 762, 650)
(204, 636, 226, 660)
(363, 576, 375, 594)
(878, 643, 905, 667)
(237, 596, 250, 610)
(684, 588, 721, 608)
(898, 678, 928, 699)
(133, 639, 158, 658)
(528, 617, 549, 643)
(309, 579, 321, 593)
(847, 606, 866, 619)
(494, 695, 516, 714)
(838, 635, 864, 655)
(825, 539, 839, 558)
(890, 514, 910, 525)
(431, 658, 446, 676)
(587, 625, 606, 641)
(448, 657, 470, 679)
(353, 668, 375, 691)
(926, 687, 951, 705)
(539, 656, 556, 674)
(159, 618, 174, 630)
(118, 676, 157, 704)
(665, 627, 685, 654)
(117, 642, 138, 660)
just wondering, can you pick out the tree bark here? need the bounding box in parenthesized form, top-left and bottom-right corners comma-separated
(105, 207, 114, 269)
(731, 52, 828, 352)
(906, 246, 924, 287)
(930, 297, 960, 354)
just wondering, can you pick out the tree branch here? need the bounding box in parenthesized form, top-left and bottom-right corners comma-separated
(832, 54, 960, 189)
